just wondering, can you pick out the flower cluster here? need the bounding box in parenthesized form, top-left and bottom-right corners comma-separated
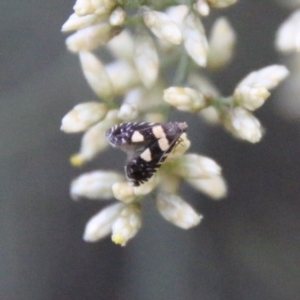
(61, 0, 289, 246)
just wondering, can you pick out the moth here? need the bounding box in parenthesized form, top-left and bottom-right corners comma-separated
(105, 122, 188, 186)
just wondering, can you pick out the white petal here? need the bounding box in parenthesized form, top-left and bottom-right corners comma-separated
(111, 203, 142, 246)
(79, 52, 114, 100)
(71, 170, 124, 200)
(61, 102, 108, 133)
(183, 13, 208, 67)
(187, 175, 227, 199)
(156, 193, 203, 229)
(83, 203, 125, 242)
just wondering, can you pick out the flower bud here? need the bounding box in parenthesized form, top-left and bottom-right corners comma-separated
(61, 13, 107, 32)
(72, 110, 119, 164)
(83, 203, 125, 242)
(276, 9, 300, 52)
(222, 107, 263, 143)
(105, 60, 140, 95)
(66, 23, 120, 52)
(237, 65, 289, 91)
(156, 193, 203, 229)
(107, 30, 134, 60)
(207, 17, 236, 70)
(187, 175, 227, 199)
(61, 102, 108, 133)
(164, 87, 206, 112)
(109, 6, 126, 26)
(79, 52, 114, 100)
(233, 84, 270, 111)
(117, 103, 138, 121)
(134, 34, 159, 88)
(71, 170, 124, 200)
(194, 0, 210, 16)
(111, 203, 142, 246)
(112, 182, 136, 203)
(183, 13, 208, 67)
(143, 8, 182, 45)
(174, 154, 221, 179)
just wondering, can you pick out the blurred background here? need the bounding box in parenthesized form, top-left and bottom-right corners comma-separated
(1, 0, 300, 299)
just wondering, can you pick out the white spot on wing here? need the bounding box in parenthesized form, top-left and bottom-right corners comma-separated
(158, 137, 169, 151)
(131, 131, 144, 143)
(140, 148, 152, 162)
(152, 126, 166, 139)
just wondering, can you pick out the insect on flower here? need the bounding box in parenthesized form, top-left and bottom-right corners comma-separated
(106, 122, 188, 186)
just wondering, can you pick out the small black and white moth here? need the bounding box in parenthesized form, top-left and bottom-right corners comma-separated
(106, 122, 188, 186)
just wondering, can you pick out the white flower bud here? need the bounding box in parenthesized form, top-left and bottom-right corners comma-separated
(187, 175, 227, 199)
(163, 87, 206, 112)
(105, 60, 140, 96)
(61, 102, 108, 133)
(237, 65, 289, 91)
(156, 193, 203, 229)
(71, 170, 124, 200)
(134, 34, 159, 88)
(143, 8, 182, 45)
(83, 203, 125, 242)
(207, 0, 237, 8)
(223, 107, 263, 143)
(111, 203, 142, 246)
(61, 13, 107, 32)
(194, 0, 210, 16)
(117, 103, 138, 121)
(109, 6, 126, 26)
(112, 182, 136, 203)
(74, 0, 116, 16)
(73, 0, 94, 16)
(71, 110, 119, 164)
(233, 84, 270, 111)
(107, 30, 134, 61)
(79, 52, 114, 100)
(174, 154, 221, 179)
(276, 9, 300, 52)
(182, 13, 208, 67)
(66, 23, 120, 52)
(207, 17, 236, 70)
(165, 5, 189, 25)
(134, 176, 158, 196)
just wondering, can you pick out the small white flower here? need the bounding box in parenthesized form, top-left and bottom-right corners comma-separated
(163, 87, 206, 112)
(223, 107, 263, 143)
(73, 0, 117, 16)
(117, 103, 138, 121)
(207, 17, 236, 70)
(71, 110, 119, 165)
(61, 13, 107, 32)
(207, 0, 238, 8)
(83, 203, 125, 242)
(156, 193, 203, 229)
(165, 5, 189, 25)
(194, 0, 210, 16)
(71, 170, 124, 200)
(276, 9, 300, 52)
(182, 13, 208, 67)
(111, 203, 142, 246)
(134, 34, 159, 88)
(112, 181, 136, 203)
(237, 65, 289, 90)
(143, 8, 182, 45)
(61, 102, 109, 133)
(79, 52, 114, 100)
(173, 154, 222, 179)
(109, 6, 126, 26)
(233, 84, 270, 111)
(187, 175, 227, 200)
(105, 60, 140, 96)
(107, 30, 134, 61)
(66, 23, 120, 52)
